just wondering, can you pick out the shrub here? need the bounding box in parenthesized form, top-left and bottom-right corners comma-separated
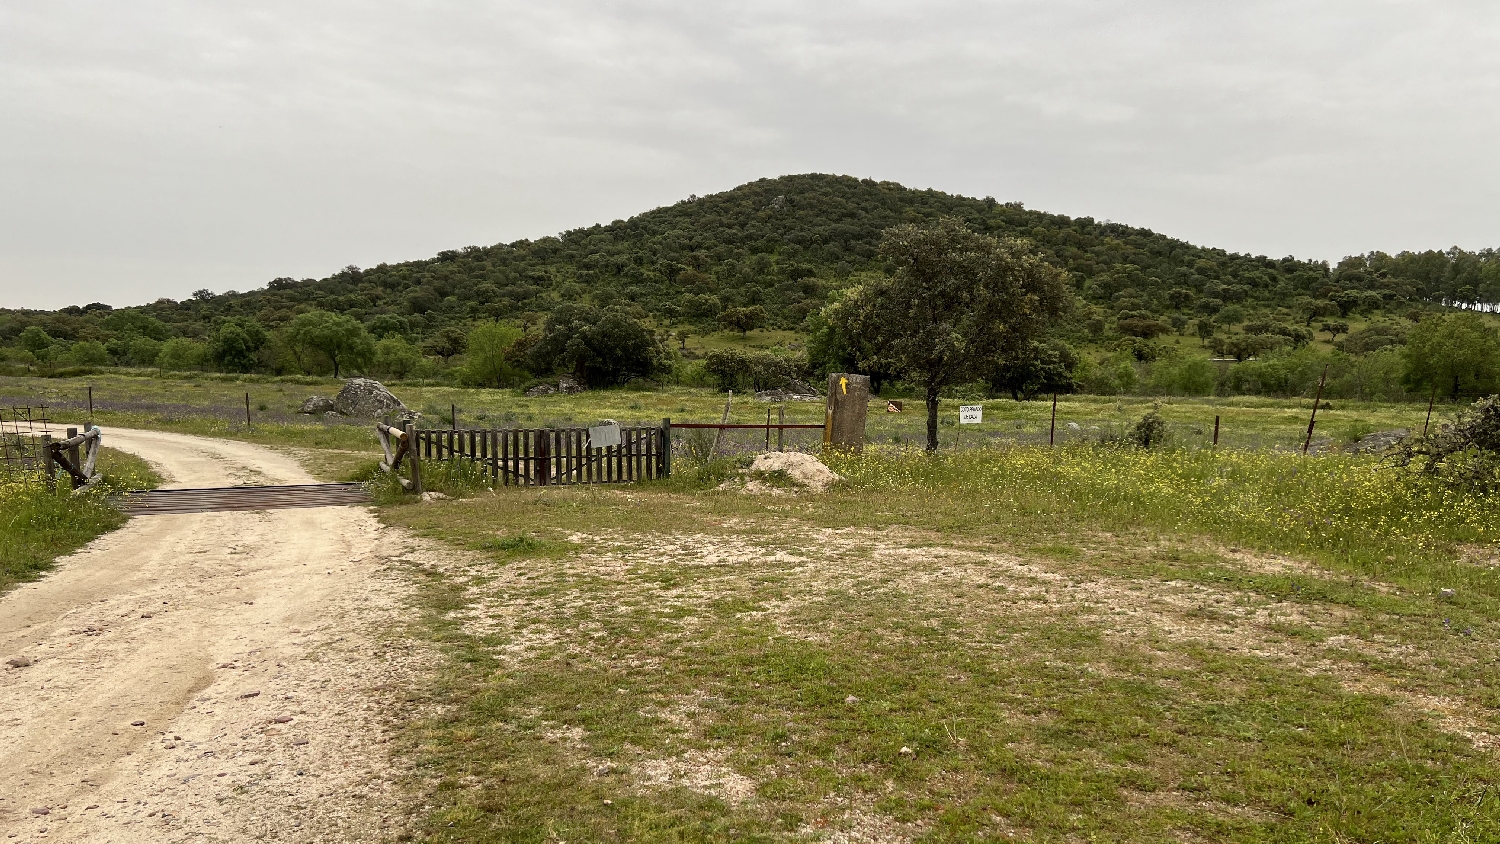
(1128, 406, 1168, 448)
(372, 336, 423, 380)
(457, 323, 525, 387)
(1146, 355, 1216, 396)
(62, 340, 111, 367)
(1393, 394, 1500, 492)
(526, 304, 669, 387)
(702, 349, 807, 392)
(157, 338, 208, 371)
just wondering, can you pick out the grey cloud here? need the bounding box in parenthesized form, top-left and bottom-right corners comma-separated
(2, 0, 1497, 308)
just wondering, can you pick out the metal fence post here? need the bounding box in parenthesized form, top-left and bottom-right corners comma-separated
(661, 418, 672, 478)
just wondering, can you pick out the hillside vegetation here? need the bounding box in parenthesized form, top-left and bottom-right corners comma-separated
(4, 174, 1499, 401)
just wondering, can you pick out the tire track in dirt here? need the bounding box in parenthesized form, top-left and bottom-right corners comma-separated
(0, 429, 428, 843)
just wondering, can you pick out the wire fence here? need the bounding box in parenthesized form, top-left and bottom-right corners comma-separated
(0, 406, 55, 471)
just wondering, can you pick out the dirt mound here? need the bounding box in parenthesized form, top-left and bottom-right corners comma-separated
(718, 452, 842, 494)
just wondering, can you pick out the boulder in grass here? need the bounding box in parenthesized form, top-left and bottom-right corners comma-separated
(332, 378, 407, 418)
(1348, 428, 1409, 454)
(299, 396, 338, 415)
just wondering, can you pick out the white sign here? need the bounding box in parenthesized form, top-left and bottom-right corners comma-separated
(959, 405, 983, 424)
(588, 422, 621, 449)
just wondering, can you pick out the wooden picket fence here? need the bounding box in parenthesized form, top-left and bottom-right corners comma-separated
(378, 420, 671, 492)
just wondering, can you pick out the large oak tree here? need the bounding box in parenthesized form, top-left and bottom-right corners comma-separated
(830, 218, 1072, 451)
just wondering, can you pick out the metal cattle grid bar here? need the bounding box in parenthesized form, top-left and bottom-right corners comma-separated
(115, 483, 371, 516)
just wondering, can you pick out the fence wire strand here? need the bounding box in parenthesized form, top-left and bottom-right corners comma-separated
(0, 406, 53, 471)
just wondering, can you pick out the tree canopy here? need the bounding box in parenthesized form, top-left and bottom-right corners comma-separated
(829, 218, 1071, 450)
(1402, 313, 1500, 400)
(525, 304, 669, 387)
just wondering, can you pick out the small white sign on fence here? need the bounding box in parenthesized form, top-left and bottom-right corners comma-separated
(588, 421, 622, 449)
(959, 405, 983, 424)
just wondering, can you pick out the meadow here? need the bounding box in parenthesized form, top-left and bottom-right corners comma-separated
(2, 371, 1496, 841)
(380, 443, 1500, 842)
(0, 370, 1443, 463)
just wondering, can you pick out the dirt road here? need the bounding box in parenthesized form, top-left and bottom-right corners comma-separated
(0, 429, 425, 843)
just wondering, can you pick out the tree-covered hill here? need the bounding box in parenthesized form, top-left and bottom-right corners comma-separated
(3, 173, 1498, 382)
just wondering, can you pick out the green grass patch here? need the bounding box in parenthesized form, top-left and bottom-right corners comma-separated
(377, 441, 1500, 841)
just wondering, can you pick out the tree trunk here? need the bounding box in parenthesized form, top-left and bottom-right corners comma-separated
(925, 385, 940, 452)
(1453, 374, 1461, 401)
(331, 355, 341, 378)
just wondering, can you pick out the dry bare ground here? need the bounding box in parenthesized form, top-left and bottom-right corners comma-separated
(0, 429, 431, 843)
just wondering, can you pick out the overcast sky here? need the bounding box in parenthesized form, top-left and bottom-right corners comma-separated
(2, 1, 1498, 310)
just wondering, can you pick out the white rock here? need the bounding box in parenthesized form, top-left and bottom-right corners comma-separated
(745, 452, 843, 493)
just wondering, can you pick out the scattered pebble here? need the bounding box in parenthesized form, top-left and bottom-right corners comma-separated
(30, 808, 50, 816)
(269, 716, 294, 724)
(238, 691, 261, 699)
(130, 720, 146, 727)
(845, 695, 859, 704)
(6, 655, 33, 668)
(1440, 588, 1456, 599)
(899, 746, 914, 755)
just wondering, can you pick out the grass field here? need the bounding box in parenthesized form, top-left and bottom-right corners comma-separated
(377, 446, 1500, 842)
(3, 372, 1496, 840)
(0, 371, 1448, 460)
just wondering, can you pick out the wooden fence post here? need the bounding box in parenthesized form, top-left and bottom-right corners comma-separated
(66, 428, 80, 474)
(777, 404, 785, 451)
(245, 393, 253, 431)
(1213, 415, 1220, 447)
(824, 373, 870, 452)
(1303, 365, 1330, 455)
(1423, 386, 1438, 437)
(1049, 394, 1058, 446)
(42, 433, 54, 486)
(405, 421, 422, 494)
(710, 391, 732, 459)
(536, 429, 551, 485)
